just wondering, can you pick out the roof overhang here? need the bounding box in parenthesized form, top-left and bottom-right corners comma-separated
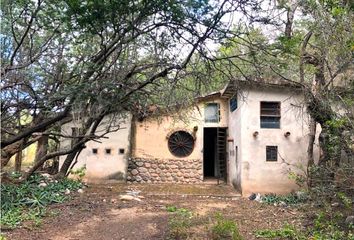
(221, 78, 302, 98)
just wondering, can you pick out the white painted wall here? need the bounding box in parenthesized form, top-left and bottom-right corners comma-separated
(60, 114, 132, 182)
(228, 87, 320, 195)
(227, 94, 242, 191)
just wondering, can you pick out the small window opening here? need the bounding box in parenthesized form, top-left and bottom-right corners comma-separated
(92, 148, 98, 154)
(230, 96, 237, 112)
(205, 103, 220, 123)
(119, 148, 125, 154)
(260, 102, 281, 128)
(266, 146, 278, 161)
(105, 148, 111, 154)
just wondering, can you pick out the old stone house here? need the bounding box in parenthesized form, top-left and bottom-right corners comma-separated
(60, 80, 319, 195)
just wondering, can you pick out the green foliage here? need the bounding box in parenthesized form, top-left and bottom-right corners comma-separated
(337, 192, 352, 209)
(261, 193, 306, 205)
(0, 174, 82, 228)
(325, 118, 348, 130)
(8, 171, 22, 179)
(311, 211, 353, 240)
(255, 212, 354, 240)
(166, 207, 244, 239)
(166, 205, 178, 212)
(0, 235, 7, 240)
(276, 33, 303, 55)
(255, 224, 303, 239)
(288, 170, 307, 187)
(69, 165, 86, 181)
(210, 213, 243, 240)
(167, 207, 193, 239)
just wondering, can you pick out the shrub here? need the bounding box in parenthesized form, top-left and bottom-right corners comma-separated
(255, 214, 354, 240)
(0, 174, 82, 228)
(69, 165, 86, 181)
(255, 224, 304, 240)
(210, 213, 243, 240)
(167, 207, 193, 240)
(261, 193, 306, 205)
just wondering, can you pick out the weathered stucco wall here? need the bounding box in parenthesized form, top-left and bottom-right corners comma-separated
(131, 96, 228, 182)
(227, 94, 242, 191)
(133, 97, 228, 160)
(231, 87, 319, 195)
(60, 114, 132, 182)
(59, 86, 319, 195)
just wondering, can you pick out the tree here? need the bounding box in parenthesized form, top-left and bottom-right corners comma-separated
(1, 0, 262, 180)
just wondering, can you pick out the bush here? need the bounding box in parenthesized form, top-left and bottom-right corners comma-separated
(0, 174, 83, 228)
(261, 193, 306, 206)
(167, 207, 193, 240)
(255, 224, 304, 240)
(255, 213, 354, 240)
(210, 213, 243, 240)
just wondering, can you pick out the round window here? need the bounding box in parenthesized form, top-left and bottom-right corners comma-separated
(168, 131, 194, 157)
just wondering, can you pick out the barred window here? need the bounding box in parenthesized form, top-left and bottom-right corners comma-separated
(266, 146, 278, 162)
(260, 102, 280, 128)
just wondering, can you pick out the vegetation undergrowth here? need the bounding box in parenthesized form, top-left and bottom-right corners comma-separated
(166, 206, 242, 240)
(0, 173, 83, 229)
(255, 212, 354, 240)
(256, 171, 354, 239)
(210, 213, 243, 240)
(166, 206, 194, 239)
(255, 224, 302, 239)
(261, 193, 307, 206)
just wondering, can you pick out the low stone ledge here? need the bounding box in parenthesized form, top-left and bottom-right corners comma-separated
(127, 157, 203, 183)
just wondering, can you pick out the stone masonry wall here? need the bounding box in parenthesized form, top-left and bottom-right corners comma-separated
(127, 158, 203, 183)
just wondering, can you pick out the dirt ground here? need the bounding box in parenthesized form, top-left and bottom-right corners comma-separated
(4, 183, 307, 240)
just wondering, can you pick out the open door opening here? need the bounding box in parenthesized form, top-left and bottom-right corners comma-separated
(203, 127, 227, 182)
(203, 128, 217, 177)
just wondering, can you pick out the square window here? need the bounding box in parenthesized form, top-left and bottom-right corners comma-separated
(260, 102, 280, 128)
(266, 146, 278, 161)
(105, 148, 111, 154)
(92, 148, 98, 154)
(205, 103, 220, 123)
(119, 148, 125, 154)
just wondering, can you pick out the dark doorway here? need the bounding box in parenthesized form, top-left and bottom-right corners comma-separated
(203, 127, 227, 180)
(203, 128, 217, 177)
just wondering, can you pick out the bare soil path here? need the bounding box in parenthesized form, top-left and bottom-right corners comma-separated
(4, 183, 306, 240)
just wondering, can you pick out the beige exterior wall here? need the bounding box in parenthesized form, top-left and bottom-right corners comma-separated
(228, 87, 320, 195)
(60, 114, 132, 182)
(133, 97, 228, 162)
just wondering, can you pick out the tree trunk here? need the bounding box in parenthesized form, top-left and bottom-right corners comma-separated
(285, 2, 297, 39)
(56, 146, 84, 179)
(306, 118, 317, 187)
(14, 143, 23, 172)
(34, 135, 49, 171)
(307, 119, 317, 166)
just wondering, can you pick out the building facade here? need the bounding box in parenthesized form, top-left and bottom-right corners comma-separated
(60, 114, 132, 182)
(61, 81, 319, 194)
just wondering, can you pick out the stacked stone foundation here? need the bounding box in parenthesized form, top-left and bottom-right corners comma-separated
(127, 157, 203, 183)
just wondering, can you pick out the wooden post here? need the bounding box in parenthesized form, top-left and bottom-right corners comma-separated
(15, 143, 23, 172)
